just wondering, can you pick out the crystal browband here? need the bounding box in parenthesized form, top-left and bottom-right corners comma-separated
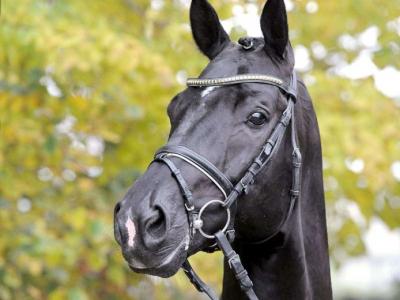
(186, 74, 283, 87)
(186, 73, 298, 100)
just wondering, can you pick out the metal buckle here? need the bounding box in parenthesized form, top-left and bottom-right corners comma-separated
(240, 177, 254, 195)
(242, 40, 253, 50)
(228, 254, 240, 268)
(185, 203, 195, 211)
(240, 179, 248, 194)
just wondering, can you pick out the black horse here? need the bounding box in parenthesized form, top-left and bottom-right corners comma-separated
(114, 0, 332, 299)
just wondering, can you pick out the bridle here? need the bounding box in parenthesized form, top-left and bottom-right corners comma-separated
(153, 70, 302, 300)
(154, 71, 301, 300)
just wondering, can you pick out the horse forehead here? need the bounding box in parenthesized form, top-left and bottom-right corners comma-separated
(200, 49, 283, 79)
(169, 88, 236, 143)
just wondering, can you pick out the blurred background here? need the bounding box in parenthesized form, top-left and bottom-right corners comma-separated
(1, 0, 399, 299)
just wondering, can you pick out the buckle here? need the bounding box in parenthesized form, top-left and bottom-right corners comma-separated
(240, 177, 254, 195)
(185, 203, 195, 211)
(290, 189, 300, 197)
(228, 254, 240, 269)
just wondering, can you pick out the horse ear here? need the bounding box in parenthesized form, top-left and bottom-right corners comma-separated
(260, 0, 289, 59)
(190, 0, 230, 60)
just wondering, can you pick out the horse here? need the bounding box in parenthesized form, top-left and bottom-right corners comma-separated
(114, 0, 333, 299)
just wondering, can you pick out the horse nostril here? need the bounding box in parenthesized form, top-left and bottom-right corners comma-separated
(145, 206, 167, 241)
(114, 201, 121, 217)
(113, 202, 125, 246)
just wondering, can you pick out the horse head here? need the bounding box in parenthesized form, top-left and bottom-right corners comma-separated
(114, 1, 332, 299)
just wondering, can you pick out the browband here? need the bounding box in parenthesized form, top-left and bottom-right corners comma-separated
(187, 73, 297, 101)
(187, 74, 283, 86)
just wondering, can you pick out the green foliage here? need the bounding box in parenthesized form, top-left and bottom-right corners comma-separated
(0, 0, 399, 299)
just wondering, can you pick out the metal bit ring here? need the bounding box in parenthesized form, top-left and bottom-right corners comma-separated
(196, 200, 231, 239)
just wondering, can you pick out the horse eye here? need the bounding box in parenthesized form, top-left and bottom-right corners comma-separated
(247, 112, 267, 126)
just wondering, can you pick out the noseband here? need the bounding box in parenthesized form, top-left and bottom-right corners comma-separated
(153, 71, 301, 300)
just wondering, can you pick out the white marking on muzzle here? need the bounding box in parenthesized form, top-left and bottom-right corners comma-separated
(125, 218, 136, 247)
(201, 86, 219, 98)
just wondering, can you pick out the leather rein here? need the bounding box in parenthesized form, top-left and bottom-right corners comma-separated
(153, 70, 302, 300)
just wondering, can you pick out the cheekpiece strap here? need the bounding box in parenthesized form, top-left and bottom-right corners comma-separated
(223, 99, 295, 209)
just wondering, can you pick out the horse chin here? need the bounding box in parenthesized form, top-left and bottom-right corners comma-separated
(129, 250, 187, 278)
(127, 237, 189, 278)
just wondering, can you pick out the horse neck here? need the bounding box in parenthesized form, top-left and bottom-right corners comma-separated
(221, 85, 333, 300)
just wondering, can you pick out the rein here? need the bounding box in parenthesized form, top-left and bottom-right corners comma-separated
(153, 70, 301, 300)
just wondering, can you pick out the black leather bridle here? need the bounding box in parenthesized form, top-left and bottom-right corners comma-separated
(153, 70, 302, 300)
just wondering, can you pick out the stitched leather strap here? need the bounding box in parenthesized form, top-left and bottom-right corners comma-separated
(182, 232, 259, 300)
(156, 145, 233, 195)
(155, 156, 195, 209)
(215, 231, 258, 300)
(154, 156, 199, 236)
(182, 260, 219, 300)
